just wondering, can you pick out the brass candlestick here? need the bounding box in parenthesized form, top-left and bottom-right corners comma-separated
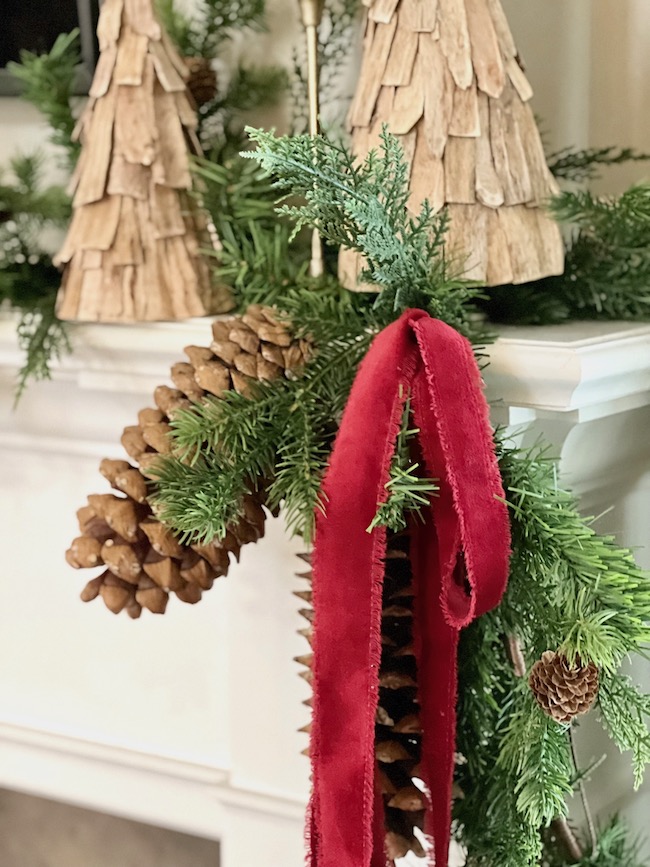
(299, 0, 325, 278)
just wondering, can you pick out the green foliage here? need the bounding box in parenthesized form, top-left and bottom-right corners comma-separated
(13, 294, 71, 401)
(198, 65, 288, 153)
(598, 675, 650, 790)
(548, 145, 650, 183)
(0, 153, 71, 231)
(0, 154, 71, 397)
(545, 184, 650, 320)
(485, 144, 650, 326)
(368, 392, 438, 533)
(192, 152, 312, 308)
(158, 0, 287, 150)
(156, 0, 266, 57)
(8, 30, 81, 167)
(244, 127, 476, 327)
(455, 617, 546, 867)
(498, 441, 650, 675)
(149, 452, 252, 544)
(498, 692, 574, 828)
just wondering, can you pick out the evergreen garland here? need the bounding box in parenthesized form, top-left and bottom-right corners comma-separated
(8, 30, 82, 169)
(150, 129, 650, 866)
(0, 154, 72, 397)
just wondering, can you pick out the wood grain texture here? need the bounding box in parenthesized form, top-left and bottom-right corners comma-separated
(54, 0, 232, 322)
(342, 0, 564, 289)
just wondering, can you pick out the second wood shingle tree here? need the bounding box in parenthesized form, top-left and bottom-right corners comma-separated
(340, 0, 565, 289)
(55, 0, 233, 322)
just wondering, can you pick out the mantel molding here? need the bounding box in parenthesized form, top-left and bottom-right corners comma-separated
(485, 320, 650, 420)
(2, 314, 650, 417)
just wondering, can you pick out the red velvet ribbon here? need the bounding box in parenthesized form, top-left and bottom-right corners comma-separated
(308, 310, 511, 867)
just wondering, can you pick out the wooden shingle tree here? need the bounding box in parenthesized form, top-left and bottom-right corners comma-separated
(55, 0, 233, 322)
(340, 0, 565, 289)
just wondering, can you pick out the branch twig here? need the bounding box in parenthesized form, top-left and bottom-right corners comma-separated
(552, 817, 584, 863)
(570, 726, 598, 857)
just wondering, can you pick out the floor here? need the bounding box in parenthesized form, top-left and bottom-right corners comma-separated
(0, 788, 219, 867)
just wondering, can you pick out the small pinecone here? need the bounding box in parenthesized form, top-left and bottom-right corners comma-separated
(67, 305, 310, 618)
(184, 56, 218, 107)
(529, 651, 599, 724)
(295, 530, 428, 861)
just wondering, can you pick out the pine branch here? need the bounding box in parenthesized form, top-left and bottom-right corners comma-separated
(8, 31, 81, 168)
(14, 300, 71, 402)
(498, 440, 650, 672)
(548, 145, 650, 183)
(0, 157, 71, 398)
(148, 453, 251, 545)
(368, 391, 438, 533)
(526, 184, 650, 322)
(598, 674, 650, 789)
(455, 617, 546, 867)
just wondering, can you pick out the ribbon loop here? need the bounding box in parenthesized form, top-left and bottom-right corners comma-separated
(309, 310, 511, 867)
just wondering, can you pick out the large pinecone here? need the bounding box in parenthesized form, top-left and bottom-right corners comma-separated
(295, 530, 430, 861)
(529, 651, 599, 724)
(66, 305, 310, 618)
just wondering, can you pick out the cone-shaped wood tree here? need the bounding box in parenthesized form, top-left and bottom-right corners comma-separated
(54, 0, 233, 322)
(340, 0, 565, 289)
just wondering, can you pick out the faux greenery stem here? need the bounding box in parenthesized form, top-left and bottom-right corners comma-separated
(570, 727, 598, 857)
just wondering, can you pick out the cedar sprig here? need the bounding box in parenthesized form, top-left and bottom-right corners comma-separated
(243, 126, 475, 327)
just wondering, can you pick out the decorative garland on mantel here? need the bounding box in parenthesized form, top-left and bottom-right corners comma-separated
(65, 128, 650, 867)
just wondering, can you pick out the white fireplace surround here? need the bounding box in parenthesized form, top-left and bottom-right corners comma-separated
(1, 314, 649, 865)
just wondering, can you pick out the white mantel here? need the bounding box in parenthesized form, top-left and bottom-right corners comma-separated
(1, 313, 649, 865)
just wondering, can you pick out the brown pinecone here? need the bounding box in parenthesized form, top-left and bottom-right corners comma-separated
(184, 56, 218, 107)
(529, 651, 599, 724)
(66, 305, 310, 618)
(294, 530, 428, 861)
